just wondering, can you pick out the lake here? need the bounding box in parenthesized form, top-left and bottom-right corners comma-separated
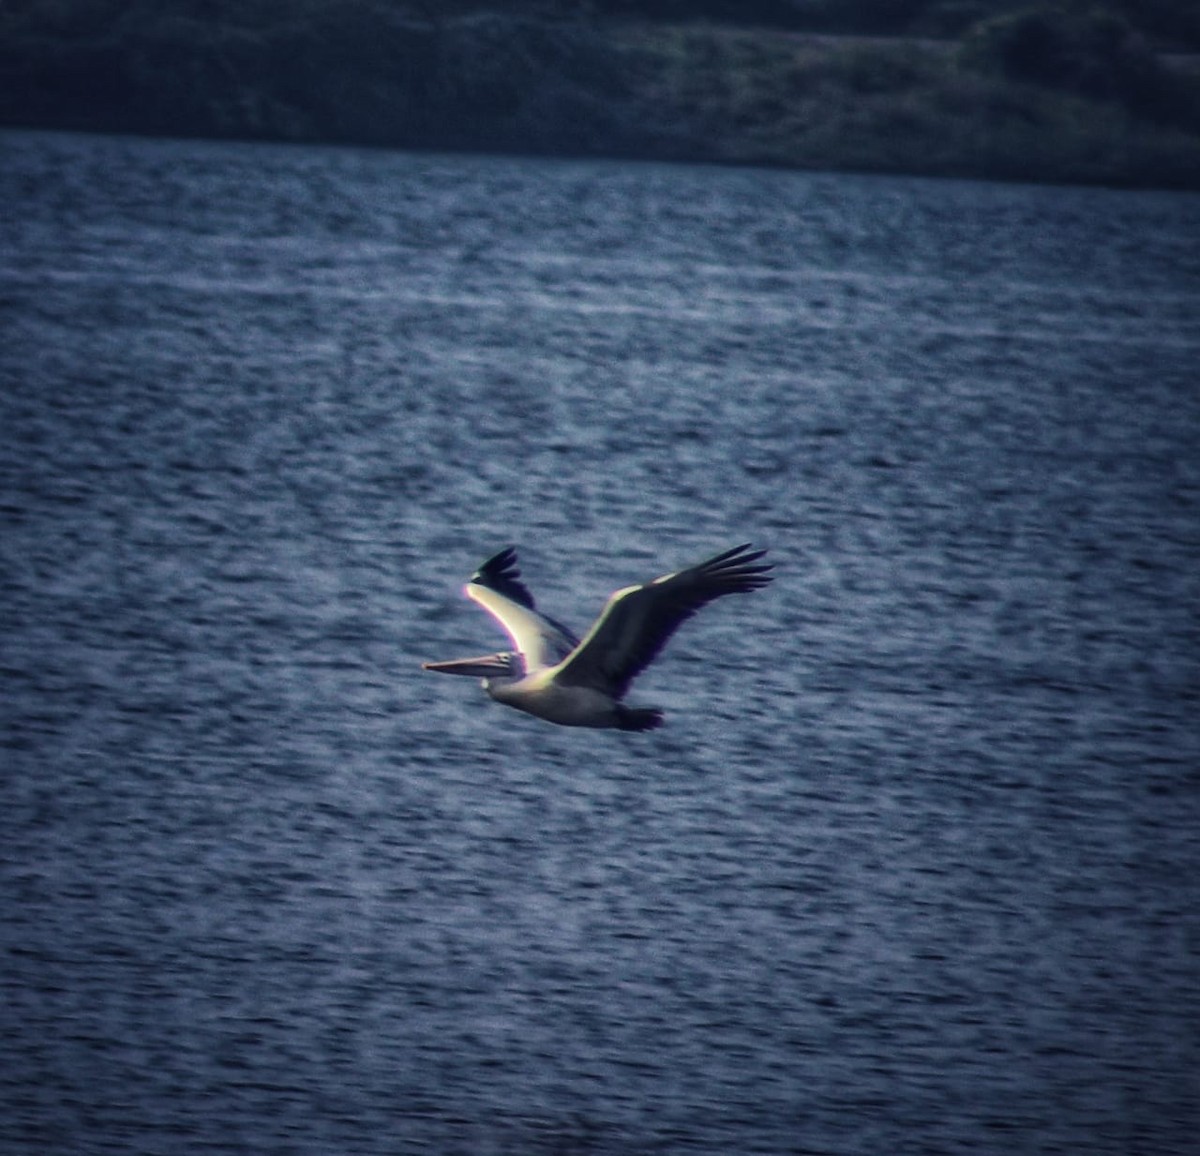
(1, 129, 1198, 1155)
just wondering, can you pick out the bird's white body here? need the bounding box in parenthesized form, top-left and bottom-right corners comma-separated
(422, 544, 773, 730)
(489, 675, 624, 728)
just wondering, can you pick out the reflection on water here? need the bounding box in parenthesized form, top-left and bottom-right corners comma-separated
(2, 130, 1198, 1154)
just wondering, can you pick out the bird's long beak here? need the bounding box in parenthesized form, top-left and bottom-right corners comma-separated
(421, 653, 510, 677)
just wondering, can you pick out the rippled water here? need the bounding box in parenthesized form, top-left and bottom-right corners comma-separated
(2, 129, 1198, 1155)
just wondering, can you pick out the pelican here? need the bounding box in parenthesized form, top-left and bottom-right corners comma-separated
(422, 544, 773, 730)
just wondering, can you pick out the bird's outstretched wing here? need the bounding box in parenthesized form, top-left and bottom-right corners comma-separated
(552, 544, 773, 699)
(466, 547, 579, 671)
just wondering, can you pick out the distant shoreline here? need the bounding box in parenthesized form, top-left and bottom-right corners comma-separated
(2, 13, 1198, 190)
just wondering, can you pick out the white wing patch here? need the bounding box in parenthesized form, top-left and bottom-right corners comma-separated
(466, 583, 575, 672)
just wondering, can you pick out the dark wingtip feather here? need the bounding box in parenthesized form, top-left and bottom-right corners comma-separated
(699, 543, 774, 592)
(470, 545, 536, 610)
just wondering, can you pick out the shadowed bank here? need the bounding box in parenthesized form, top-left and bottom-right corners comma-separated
(2, 0, 1199, 187)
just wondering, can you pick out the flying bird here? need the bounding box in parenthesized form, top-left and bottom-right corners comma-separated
(422, 544, 773, 730)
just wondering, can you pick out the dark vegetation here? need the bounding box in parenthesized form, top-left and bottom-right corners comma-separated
(2, 0, 1198, 187)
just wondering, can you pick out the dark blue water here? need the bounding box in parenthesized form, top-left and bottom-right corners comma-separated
(2, 129, 1198, 1155)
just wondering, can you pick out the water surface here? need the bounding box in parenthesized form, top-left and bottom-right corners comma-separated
(2, 130, 1198, 1154)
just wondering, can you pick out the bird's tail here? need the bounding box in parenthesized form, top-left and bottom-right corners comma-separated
(616, 706, 664, 732)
